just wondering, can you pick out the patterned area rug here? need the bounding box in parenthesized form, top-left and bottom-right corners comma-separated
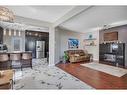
(81, 62, 127, 77)
(13, 59, 93, 89)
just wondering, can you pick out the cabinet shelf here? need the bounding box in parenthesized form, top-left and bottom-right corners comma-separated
(85, 45, 97, 46)
(84, 38, 97, 41)
(84, 38, 97, 46)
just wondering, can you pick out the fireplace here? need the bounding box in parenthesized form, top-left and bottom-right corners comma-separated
(104, 54, 116, 62)
(99, 43, 125, 67)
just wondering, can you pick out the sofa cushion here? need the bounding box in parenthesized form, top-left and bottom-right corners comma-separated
(74, 54, 80, 57)
(79, 52, 85, 56)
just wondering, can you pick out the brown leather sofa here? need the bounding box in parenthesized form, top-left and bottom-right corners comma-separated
(65, 50, 91, 63)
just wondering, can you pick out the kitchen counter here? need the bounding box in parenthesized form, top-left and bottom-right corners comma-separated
(0, 51, 32, 54)
(0, 51, 32, 70)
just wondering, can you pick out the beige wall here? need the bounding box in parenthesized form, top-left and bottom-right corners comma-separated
(3, 28, 25, 52)
(82, 31, 99, 61)
(59, 29, 83, 57)
(55, 27, 84, 63)
(55, 27, 100, 63)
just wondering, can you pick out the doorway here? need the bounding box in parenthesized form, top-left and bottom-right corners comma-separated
(25, 30, 49, 59)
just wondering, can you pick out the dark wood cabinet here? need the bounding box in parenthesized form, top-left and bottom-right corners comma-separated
(99, 43, 125, 67)
(0, 27, 3, 44)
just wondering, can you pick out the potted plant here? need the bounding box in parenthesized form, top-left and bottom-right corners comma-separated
(63, 52, 69, 63)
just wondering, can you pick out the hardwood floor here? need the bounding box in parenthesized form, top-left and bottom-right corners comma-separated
(56, 62, 127, 89)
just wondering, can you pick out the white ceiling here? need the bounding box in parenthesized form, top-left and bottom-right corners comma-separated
(2, 6, 127, 33)
(5, 6, 75, 23)
(60, 6, 127, 33)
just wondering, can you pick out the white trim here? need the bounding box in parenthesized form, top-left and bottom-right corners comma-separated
(53, 6, 92, 27)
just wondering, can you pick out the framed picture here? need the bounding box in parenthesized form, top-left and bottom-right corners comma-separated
(68, 38, 79, 49)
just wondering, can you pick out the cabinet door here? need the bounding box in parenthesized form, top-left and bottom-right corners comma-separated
(117, 43, 125, 67)
(25, 38, 36, 58)
(99, 43, 110, 53)
(12, 37, 22, 51)
(0, 27, 3, 44)
(117, 58, 124, 67)
(117, 43, 125, 55)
